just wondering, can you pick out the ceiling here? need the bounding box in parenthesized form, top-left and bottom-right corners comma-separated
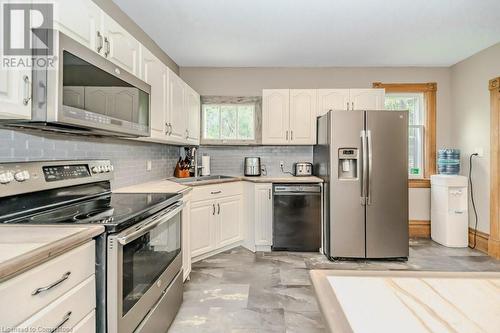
(113, 0, 500, 67)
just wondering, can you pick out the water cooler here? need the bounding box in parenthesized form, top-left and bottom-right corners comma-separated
(430, 175, 469, 247)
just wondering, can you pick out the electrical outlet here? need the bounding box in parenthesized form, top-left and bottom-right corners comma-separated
(473, 147, 484, 157)
(146, 160, 152, 171)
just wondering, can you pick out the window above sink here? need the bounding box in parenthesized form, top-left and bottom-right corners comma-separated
(200, 96, 262, 145)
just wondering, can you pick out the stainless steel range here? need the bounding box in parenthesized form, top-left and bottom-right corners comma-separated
(0, 160, 184, 333)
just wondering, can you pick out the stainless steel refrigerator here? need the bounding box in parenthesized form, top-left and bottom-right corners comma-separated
(313, 110, 409, 259)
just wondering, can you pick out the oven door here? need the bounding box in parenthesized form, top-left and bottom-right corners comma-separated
(107, 201, 184, 333)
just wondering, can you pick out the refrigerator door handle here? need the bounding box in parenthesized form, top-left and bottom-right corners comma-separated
(367, 129, 373, 205)
(360, 130, 367, 205)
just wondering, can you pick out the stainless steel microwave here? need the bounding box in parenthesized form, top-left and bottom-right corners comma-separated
(3, 31, 151, 137)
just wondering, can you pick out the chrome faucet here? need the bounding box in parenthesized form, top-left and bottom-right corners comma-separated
(191, 147, 203, 178)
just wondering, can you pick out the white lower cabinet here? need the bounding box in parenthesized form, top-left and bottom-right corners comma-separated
(217, 195, 243, 248)
(190, 199, 217, 257)
(0, 241, 97, 330)
(190, 183, 244, 260)
(254, 183, 273, 250)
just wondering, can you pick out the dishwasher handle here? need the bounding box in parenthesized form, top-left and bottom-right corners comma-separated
(273, 184, 321, 194)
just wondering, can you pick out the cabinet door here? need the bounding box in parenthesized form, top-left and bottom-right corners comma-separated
(141, 47, 167, 138)
(185, 84, 200, 145)
(317, 89, 350, 115)
(254, 184, 273, 246)
(262, 89, 290, 145)
(349, 89, 385, 110)
(289, 89, 317, 144)
(53, 0, 101, 52)
(102, 14, 140, 76)
(190, 200, 216, 257)
(217, 195, 243, 248)
(0, 4, 31, 120)
(0, 69, 31, 120)
(167, 69, 187, 142)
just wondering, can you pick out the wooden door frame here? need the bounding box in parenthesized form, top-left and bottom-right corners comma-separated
(489, 77, 500, 259)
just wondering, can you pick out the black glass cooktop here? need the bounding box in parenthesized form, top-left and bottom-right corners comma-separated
(1, 192, 181, 233)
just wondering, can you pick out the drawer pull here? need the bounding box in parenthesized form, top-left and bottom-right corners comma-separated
(32, 271, 71, 296)
(50, 311, 72, 333)
(210, 191, 222, 195)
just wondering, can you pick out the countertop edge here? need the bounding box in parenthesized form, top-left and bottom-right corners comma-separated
(0, 225, 105, 282)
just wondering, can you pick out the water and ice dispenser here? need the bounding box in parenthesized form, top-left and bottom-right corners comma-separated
(338, 148, 358, 180)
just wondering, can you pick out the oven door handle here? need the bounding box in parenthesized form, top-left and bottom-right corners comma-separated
(117, 201, 185, 245)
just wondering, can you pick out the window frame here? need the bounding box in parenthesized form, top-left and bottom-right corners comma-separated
(373, 82, 437, 188)
(200, 96, 262, 146)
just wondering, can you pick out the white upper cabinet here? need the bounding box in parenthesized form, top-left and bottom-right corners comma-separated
(52, 0, 101, 51)
(318, 89, 385, 115)
(349, 88, 385, 110)
(185, 84, 201, 145)
(289, 89, 317, 144)
(317, 89, 350, 116)
(140, 46, 167, 139)
(0, 69, 31, 120)
(101, 14, 140, 76)
(0, 0, 32, 120)
(262, 89, 317, 145)
(262, 89, 290, 145)
(167, 69, 187, 142)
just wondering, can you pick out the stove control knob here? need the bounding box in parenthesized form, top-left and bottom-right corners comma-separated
(98, 166, 105, 173)
(91, 166, 99, 174)
(0, 173, 11, 184)
(14, 171, 29, 182)
(109, 165, 114, 172)
(103, 165, 110, 172)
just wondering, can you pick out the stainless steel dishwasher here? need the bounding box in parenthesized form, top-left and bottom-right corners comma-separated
(272, 184, 322, 252)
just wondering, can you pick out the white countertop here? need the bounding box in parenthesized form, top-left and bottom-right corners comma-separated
(310, 270, 500, 333)
(113, 176, 323, 193)
(0, 225, 104, 282)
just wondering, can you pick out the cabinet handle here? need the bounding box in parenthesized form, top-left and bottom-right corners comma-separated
(104, 37, 110, 57)
(351, 102, 354, 110)
(50, 311, 72, 333)
(32, 271, 71, 296)
(217, 203, 220, 215)
(96, 31, 103, 53)
(22, 75, 31, 106)
(268, 189, 271, 200)
(210, 191, 221, 195)
(286, 130, 289, 141)
(291, 130, 293, 141)
(346, 102, 349, 110)
(185, 129, 189, 139)
(212, 204, 215, 215)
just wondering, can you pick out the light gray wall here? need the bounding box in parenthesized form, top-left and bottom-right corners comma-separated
(450, 43, 500, 233)
(0, 129, 180, 189)
(94, 0, 179, 74)
(198, 146, 312, 176)
(180, 66, 453, 148)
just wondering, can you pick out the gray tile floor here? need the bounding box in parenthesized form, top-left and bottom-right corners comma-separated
(169, 239, 500, 333)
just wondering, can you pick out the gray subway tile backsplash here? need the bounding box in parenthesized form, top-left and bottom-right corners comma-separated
(198, 146, 313, 176)
(1, 128, 314, 188)
(0, 129, 180, 189)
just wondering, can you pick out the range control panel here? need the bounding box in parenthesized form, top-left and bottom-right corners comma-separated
(0, 160, 114, 198)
